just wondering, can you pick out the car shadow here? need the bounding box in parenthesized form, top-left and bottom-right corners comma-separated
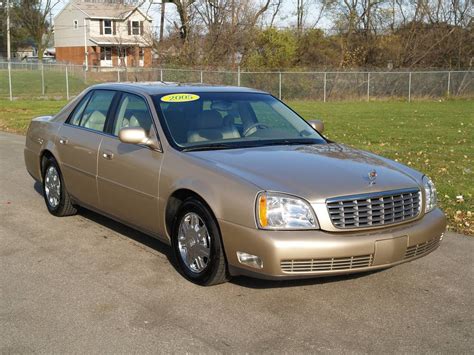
(231, 269, 384, 289)
(33, 181, 385, 290)
(34, 181, 43, 195)
(33, 181, 179, 275)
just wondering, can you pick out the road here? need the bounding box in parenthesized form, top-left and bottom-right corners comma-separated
(0, 131, 473, 353)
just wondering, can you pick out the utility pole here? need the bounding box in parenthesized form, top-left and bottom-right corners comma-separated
(6, 0, 11, 61)
(6, 0, 12, 100)
(83, 18, 88, 71)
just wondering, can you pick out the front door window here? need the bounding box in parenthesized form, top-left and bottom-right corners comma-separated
(139, 48, 145, 67)
(118, 47, 127, 67)
(100, 47, 112, 67)
(113, 93, 153, 135)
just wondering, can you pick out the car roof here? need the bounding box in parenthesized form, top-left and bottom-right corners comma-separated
(90, 82, 268, 96)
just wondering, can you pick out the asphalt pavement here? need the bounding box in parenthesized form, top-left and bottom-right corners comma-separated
(0, 131, 473, 353)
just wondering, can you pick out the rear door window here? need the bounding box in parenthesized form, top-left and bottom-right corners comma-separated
(69, 92, 92, 126)
(68, 90, 116, 132)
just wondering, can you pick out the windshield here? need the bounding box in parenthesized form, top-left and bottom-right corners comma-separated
(152, 92, 325, 150)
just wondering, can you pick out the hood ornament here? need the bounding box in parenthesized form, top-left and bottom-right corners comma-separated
(368, 169, 377, 185)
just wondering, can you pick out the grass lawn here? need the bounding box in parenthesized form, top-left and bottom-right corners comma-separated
(0, 70, 88, 99)
(0, 98, 472, 235)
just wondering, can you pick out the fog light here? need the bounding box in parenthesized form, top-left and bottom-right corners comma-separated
(440, 233, 444, 241)
(237, 252, 263, 269)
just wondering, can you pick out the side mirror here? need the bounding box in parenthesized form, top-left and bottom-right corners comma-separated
(118, 127, 161, 151)
(308, 119, 324, 134)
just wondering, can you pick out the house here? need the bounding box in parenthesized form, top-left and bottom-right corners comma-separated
(14, 44, 55, 62)
(15, 45, 37, 60)
(54, 0, 153, 68)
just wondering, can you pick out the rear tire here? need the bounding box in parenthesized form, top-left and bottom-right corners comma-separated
(172, 198, 229, 286)
(42, 157, 77, 217)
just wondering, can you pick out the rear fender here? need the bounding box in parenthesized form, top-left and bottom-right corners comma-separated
(24, 118, 62, 181)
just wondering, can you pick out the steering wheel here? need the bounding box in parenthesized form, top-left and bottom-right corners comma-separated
(243, 123, 269, 137)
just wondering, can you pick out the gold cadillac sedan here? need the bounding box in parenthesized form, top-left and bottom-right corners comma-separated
(24, 83, 446, 285)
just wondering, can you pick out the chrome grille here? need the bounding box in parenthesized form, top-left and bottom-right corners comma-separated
(404, 237, 440, 259)
(326, 188, 421, 229)
(281, 254, 373, 273)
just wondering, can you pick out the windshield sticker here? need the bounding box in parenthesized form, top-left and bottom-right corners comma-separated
(161, 93, 200, 103)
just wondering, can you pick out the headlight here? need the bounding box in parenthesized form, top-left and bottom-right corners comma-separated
(423, 176, 437, 213)
(256, 192, 319, 230)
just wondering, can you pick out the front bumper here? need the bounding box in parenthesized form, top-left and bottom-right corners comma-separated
(219, 208, 446, 280)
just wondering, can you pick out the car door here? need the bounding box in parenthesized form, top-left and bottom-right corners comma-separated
(56, 90, 117, 208)
(97, 92, 162, 234)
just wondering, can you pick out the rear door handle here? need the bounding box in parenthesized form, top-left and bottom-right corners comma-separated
(101, 151, 114, 160)
(59, 137, 68, 145)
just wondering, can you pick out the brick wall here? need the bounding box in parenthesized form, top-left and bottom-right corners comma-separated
(56, 46, 153, 68)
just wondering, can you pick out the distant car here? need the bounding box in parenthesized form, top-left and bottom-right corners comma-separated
(24, 83, 446, 285)
(24, 56, 56, 64)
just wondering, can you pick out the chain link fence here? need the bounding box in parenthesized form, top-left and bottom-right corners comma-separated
(0, 62, 472, 101)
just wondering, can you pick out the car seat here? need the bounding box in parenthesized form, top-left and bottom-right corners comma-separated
(187, 110, 240, 143)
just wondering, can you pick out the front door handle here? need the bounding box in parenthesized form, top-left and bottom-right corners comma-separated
(101, 151, 114, 160)
(59, 137, 68, 145)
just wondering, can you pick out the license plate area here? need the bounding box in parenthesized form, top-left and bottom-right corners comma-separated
(373, 236, 408, 266)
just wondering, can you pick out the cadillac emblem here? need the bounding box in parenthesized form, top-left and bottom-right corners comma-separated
(368, 169, 377, 185)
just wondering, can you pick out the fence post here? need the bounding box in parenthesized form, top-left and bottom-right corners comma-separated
(41, 62, 45, 96)
(160, 68, 163, 81)
(237, 66, 241, 87)
(8, 61, 12, 101)
(367, 72, 370, 102)
(200, 70, 203, 83)
(323, 72, 327, 102)
(447, 71, 451, 97)
(408, 72, 412, 102)
(278, 72, 282, 100)
(65, 65, 69, 100)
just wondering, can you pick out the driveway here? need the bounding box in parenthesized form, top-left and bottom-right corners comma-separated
(0, 131, 473, 353)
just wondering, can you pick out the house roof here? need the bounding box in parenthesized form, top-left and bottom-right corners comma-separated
(69, 0, 152, 21)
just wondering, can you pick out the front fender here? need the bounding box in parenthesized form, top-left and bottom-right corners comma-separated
(157, 149, 261, 240)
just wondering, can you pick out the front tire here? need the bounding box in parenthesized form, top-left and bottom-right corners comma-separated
(172, 198, 229, 286)
(42, 157, 77, 217)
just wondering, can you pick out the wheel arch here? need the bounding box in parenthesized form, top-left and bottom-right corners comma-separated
(40, 149, 57, 177)
(165, 188, 220, 239)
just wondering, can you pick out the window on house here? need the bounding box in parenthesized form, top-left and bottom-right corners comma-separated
(131, 21, 140, 35)
(104, 20, 112, 35)
(73, 20, 78, 29)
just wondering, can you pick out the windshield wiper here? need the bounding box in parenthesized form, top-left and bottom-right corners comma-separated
(259, 139, 320, 146)
(182, 139, 321, 152)
(182, 143, 237, 152)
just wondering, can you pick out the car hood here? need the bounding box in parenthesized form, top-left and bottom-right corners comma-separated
(189, 143, 422, 202)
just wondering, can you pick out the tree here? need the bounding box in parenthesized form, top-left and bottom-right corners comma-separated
(244, 28, 297, 69)
(168, 0, 197, 42)
(295, 28, 339, 67)
(13, 0, 59, 61)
